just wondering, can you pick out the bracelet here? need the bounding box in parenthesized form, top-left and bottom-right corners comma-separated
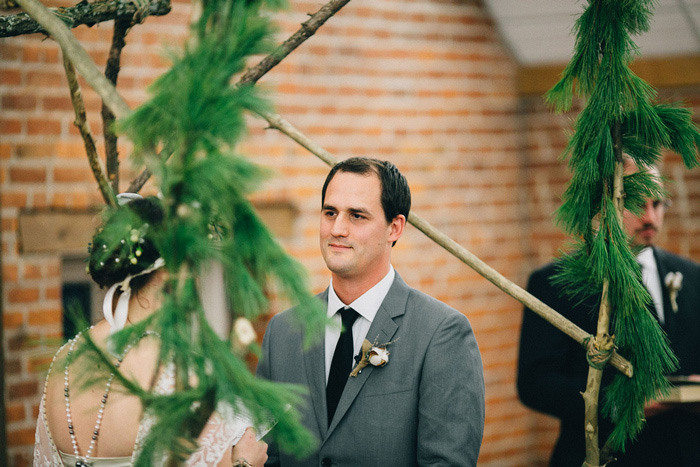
(232, 458, 253, 467)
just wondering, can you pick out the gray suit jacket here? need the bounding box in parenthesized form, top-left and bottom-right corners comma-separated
(256, 273, 485, 466)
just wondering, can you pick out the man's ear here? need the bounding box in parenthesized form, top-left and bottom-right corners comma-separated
(388, 214, 406, 243)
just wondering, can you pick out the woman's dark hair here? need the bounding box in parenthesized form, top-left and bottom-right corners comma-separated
(88, 196, 164, 290)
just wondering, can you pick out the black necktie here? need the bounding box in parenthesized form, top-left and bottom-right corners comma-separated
(327, 307, 359, 424)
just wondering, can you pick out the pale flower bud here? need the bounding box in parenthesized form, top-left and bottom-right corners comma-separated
(368, 346, 389, 367)
(234, 317, 257, 347)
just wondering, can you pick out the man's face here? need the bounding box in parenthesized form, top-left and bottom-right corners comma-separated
(320, 171, 403, 282)
(623, 198, 666, 247)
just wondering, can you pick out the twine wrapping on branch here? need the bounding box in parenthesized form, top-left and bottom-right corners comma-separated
(582, 335, 616, 371)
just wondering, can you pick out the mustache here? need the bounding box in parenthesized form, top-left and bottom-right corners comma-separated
(637, 223, 657, 232)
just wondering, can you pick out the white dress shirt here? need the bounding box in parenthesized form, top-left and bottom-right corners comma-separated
(324, 266, 395, 383)
(638, 247, 665, 325)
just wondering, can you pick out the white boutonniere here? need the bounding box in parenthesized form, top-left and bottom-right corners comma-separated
(664, 271, 683, 313)
(350, 336, 398, 377)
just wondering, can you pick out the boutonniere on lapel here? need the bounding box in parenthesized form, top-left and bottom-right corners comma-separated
(350, 336, 399, 377)
(664, 271, 683, 313)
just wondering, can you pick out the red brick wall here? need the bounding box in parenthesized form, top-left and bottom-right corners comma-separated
(3, 0, 700, 465)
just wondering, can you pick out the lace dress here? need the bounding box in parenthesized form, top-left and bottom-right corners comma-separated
(34, 348, 253, 466)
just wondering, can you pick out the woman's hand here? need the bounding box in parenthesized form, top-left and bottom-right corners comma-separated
(231, 427, 268, 467)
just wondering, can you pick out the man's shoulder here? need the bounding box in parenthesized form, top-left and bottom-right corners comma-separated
(269, 290, 327, 325)
(400, 280, 467, 326)
(529, 261, 560, 280)
(655, 247, 700, 271)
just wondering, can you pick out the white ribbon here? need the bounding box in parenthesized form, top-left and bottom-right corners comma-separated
(103, 257, 166, 333)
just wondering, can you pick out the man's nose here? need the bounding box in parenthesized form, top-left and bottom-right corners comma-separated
(640, 200, 657, 223)
(330, 214, 349, 236)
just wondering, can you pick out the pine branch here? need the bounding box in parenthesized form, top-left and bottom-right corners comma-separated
(127, 0, 354, 192)
(62, 53, 118, 207)
(261, 109, 635, 377)
(583, 128, 626, 467)
(0, 0, 171, 38)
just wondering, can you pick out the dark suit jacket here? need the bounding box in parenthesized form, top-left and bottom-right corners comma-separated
(257, 273, 485, 466)
(517, 247, 700, 467)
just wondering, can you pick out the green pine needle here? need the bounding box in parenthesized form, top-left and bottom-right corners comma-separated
(546, 0, 699, 455)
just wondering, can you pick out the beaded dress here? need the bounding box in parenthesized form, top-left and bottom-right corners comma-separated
(34, 340, 254, 467)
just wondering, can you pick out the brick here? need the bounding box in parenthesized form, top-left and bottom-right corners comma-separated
(45, 286, 61, 300)
(28, 308, 62, 326)
(0, 118, 22, 134)
(7, 427, 36, 446)
(26, 70, 65, 87)
(0, 143, 11, 161)
(9, 167, 47, 183)
(3, 263, 19, 281)
(2, 216, 18, 232)
(15, 143, 55, 159)
(29, 354, 54, 373)
(8, 287, 39, 303)
(42, 96, 72, 111)
(5, 404, 26, 423)
(27, 118, 62, 136)
(31, 192, 49, 208)
(53, 166, 93, 183)
(1, 94, 37, 110)
(5, 358, 22, 375)
(22, 263, 42, 280)
(8, 381, 38, 399)
(3, 312, 24, 330)
(0, 43, 23, 61)
(55, 141, 90, 159)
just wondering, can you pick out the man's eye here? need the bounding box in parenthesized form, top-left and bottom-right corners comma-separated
(352, 213, 365, 220)
(324, 210, 336, 217)
(652, 200, 663, 208)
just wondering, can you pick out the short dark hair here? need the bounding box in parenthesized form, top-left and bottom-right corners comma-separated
(321, 157, 411, 223)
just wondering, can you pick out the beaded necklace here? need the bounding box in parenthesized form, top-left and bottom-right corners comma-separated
(63, 330, 157, 467)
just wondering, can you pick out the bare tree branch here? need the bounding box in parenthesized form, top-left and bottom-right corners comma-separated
(128, 0, 354, 192)
(0, 0, 170, 38)
(126, 166, 153, 193)
(582, 121, 626, 467)
(238, 0, 351, 85)
(15, 0, 132, 120)
(62, 54, 118, 207)
(261, 109, 634, 378)
(102, 17, 131, 193)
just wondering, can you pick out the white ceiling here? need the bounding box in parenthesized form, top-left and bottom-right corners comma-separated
(483, 0, 700, 65)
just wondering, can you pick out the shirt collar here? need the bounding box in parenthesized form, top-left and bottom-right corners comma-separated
(327, 266, 395, 322)
(637, 246, 656, 269)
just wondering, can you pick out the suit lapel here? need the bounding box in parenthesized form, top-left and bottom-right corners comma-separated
(653, 247, 676, 337)
(324, 275, 410, 438)
(306, 289, 330, 439)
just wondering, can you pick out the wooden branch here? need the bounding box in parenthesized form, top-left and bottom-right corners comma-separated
(583, 121, 626, 467)
(238, 0, 352, 85)
(127, 0, 354, 192)
(63, 54, 118, 207)
(14, 0, 131, 120)
(261, 109, 635, 378)
(102, 17, 131, 193)
(0, 0, 170, 38)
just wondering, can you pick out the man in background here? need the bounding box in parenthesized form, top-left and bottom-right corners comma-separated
(257, 157, 485, 466)
(517, 161, 700, 466)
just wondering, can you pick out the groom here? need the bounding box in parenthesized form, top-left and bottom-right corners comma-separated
(257, 157, 485, 466)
